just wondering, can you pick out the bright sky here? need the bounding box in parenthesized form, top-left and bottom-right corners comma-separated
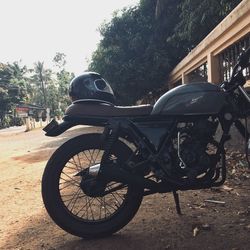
(0, 0, 139, 75)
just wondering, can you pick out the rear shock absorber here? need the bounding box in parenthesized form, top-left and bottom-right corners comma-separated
(100, 120, 121, 166)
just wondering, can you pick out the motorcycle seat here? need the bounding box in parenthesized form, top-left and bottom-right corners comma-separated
(65, 100, 153, 117)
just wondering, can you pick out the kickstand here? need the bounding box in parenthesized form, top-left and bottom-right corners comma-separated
(173, 191, 182, 215)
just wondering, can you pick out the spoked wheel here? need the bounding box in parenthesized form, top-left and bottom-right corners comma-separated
(42, 133, 143, 238)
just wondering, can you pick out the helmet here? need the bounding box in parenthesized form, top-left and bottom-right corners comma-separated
(69, 72, 115, 104)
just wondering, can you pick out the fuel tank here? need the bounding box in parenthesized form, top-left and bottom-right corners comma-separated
(151, 82, 227, 115)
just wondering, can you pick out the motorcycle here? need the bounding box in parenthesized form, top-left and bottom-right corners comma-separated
(42, 47, 250, 238)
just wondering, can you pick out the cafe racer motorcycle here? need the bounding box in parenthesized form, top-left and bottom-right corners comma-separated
(42, 48, 250, 238)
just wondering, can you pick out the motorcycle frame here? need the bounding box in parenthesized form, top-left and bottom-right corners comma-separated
(45, 112, 240, 195)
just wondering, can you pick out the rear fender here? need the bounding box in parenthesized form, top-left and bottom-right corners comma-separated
(43, 119, 76, 137)
(43, 115, 108, 136)
(43, 118, 143, 152)
(43, 119, 134, 142)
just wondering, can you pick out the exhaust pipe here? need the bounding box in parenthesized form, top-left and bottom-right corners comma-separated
(99, 165, 159, 190)
(89, 164, 101, 176)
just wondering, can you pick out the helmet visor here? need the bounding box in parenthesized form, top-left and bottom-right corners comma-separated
(94, 79, 114, 94)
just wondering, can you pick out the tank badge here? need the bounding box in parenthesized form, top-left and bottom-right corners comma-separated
(190, 96, 202, 105)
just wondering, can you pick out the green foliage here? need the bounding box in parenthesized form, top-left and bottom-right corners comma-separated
(0, 62, 27, 127)
(30, 61, 53, 107)
(0, 54, 74, 128)
(53, 53, 74, 116)
(30, 58, 74, 117)
(89, 0, 242, 104)
(53, 52, 66, 69)
(168, 0, 242, 53)
(90, 1, 160, 104)
(55, 69, 74, 116)
(0, 85, 10, 121)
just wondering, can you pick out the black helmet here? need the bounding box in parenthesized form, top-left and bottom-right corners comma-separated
(69, 72, 115, 104)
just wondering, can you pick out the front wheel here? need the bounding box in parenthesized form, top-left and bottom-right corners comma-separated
(42, 133, 143, 238)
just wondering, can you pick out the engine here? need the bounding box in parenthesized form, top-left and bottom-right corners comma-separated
(162, 119, 220, 182)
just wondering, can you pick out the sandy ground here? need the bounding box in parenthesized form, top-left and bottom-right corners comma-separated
(0, 126, 250, 250)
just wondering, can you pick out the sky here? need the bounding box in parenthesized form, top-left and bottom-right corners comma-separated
(0, 0, 140, 75)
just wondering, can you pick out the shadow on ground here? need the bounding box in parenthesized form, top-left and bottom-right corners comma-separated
(11, 126, 103, 164)
(1, 202, 203, 250)
(3, 188, 250, 250)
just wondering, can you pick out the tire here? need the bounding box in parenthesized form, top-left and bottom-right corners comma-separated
(42, 133, 143, 238)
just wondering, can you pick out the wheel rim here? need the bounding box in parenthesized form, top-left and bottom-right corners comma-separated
(58, 149, 129, 222)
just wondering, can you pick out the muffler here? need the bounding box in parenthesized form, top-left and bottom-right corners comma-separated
(99, 165, 159, 190)
(88, 164, 101, 176)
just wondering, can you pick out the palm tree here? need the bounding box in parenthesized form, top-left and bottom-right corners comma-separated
(7, 61, 27, 81)
(32, 61, 52, 107)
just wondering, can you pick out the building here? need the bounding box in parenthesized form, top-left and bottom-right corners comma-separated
(16, 103, 46, 131)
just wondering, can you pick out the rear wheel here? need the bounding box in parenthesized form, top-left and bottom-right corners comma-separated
(42, 133, 143, 238)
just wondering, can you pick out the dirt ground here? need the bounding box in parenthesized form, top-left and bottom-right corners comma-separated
(0, 126, 250, 250)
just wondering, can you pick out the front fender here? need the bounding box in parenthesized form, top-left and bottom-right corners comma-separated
(43, 119, 76, 137)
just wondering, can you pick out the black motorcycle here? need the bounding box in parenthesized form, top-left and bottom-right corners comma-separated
(42, 48, 250, 238)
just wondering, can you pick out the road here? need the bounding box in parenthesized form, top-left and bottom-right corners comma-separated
(0, 125, 26, 135)
(0, 127, 250, 249)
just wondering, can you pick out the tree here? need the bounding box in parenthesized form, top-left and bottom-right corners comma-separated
(89, 0, 165, 104)
(7, 61, 29, 103)
(53, 52, 66, 69)
(0, 85, 11, 127)
(31, 61, 52, 107)
(28, 55, 74, 117)
(0, 53, 74, 128)
(0, 62, 29, 127)
(89, 0, 242, 105)
(89, 0, 182, 104)
(159, 0, 242, 54)
(53, 52, 74, 116)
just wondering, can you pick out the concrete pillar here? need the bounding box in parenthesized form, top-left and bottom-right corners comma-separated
(46, 108, 50, 124)
(207, 53, 221, 83)
(25, 117, 31, 132)
(39, 118, 43, 127)
(182, 73, 189, 84)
